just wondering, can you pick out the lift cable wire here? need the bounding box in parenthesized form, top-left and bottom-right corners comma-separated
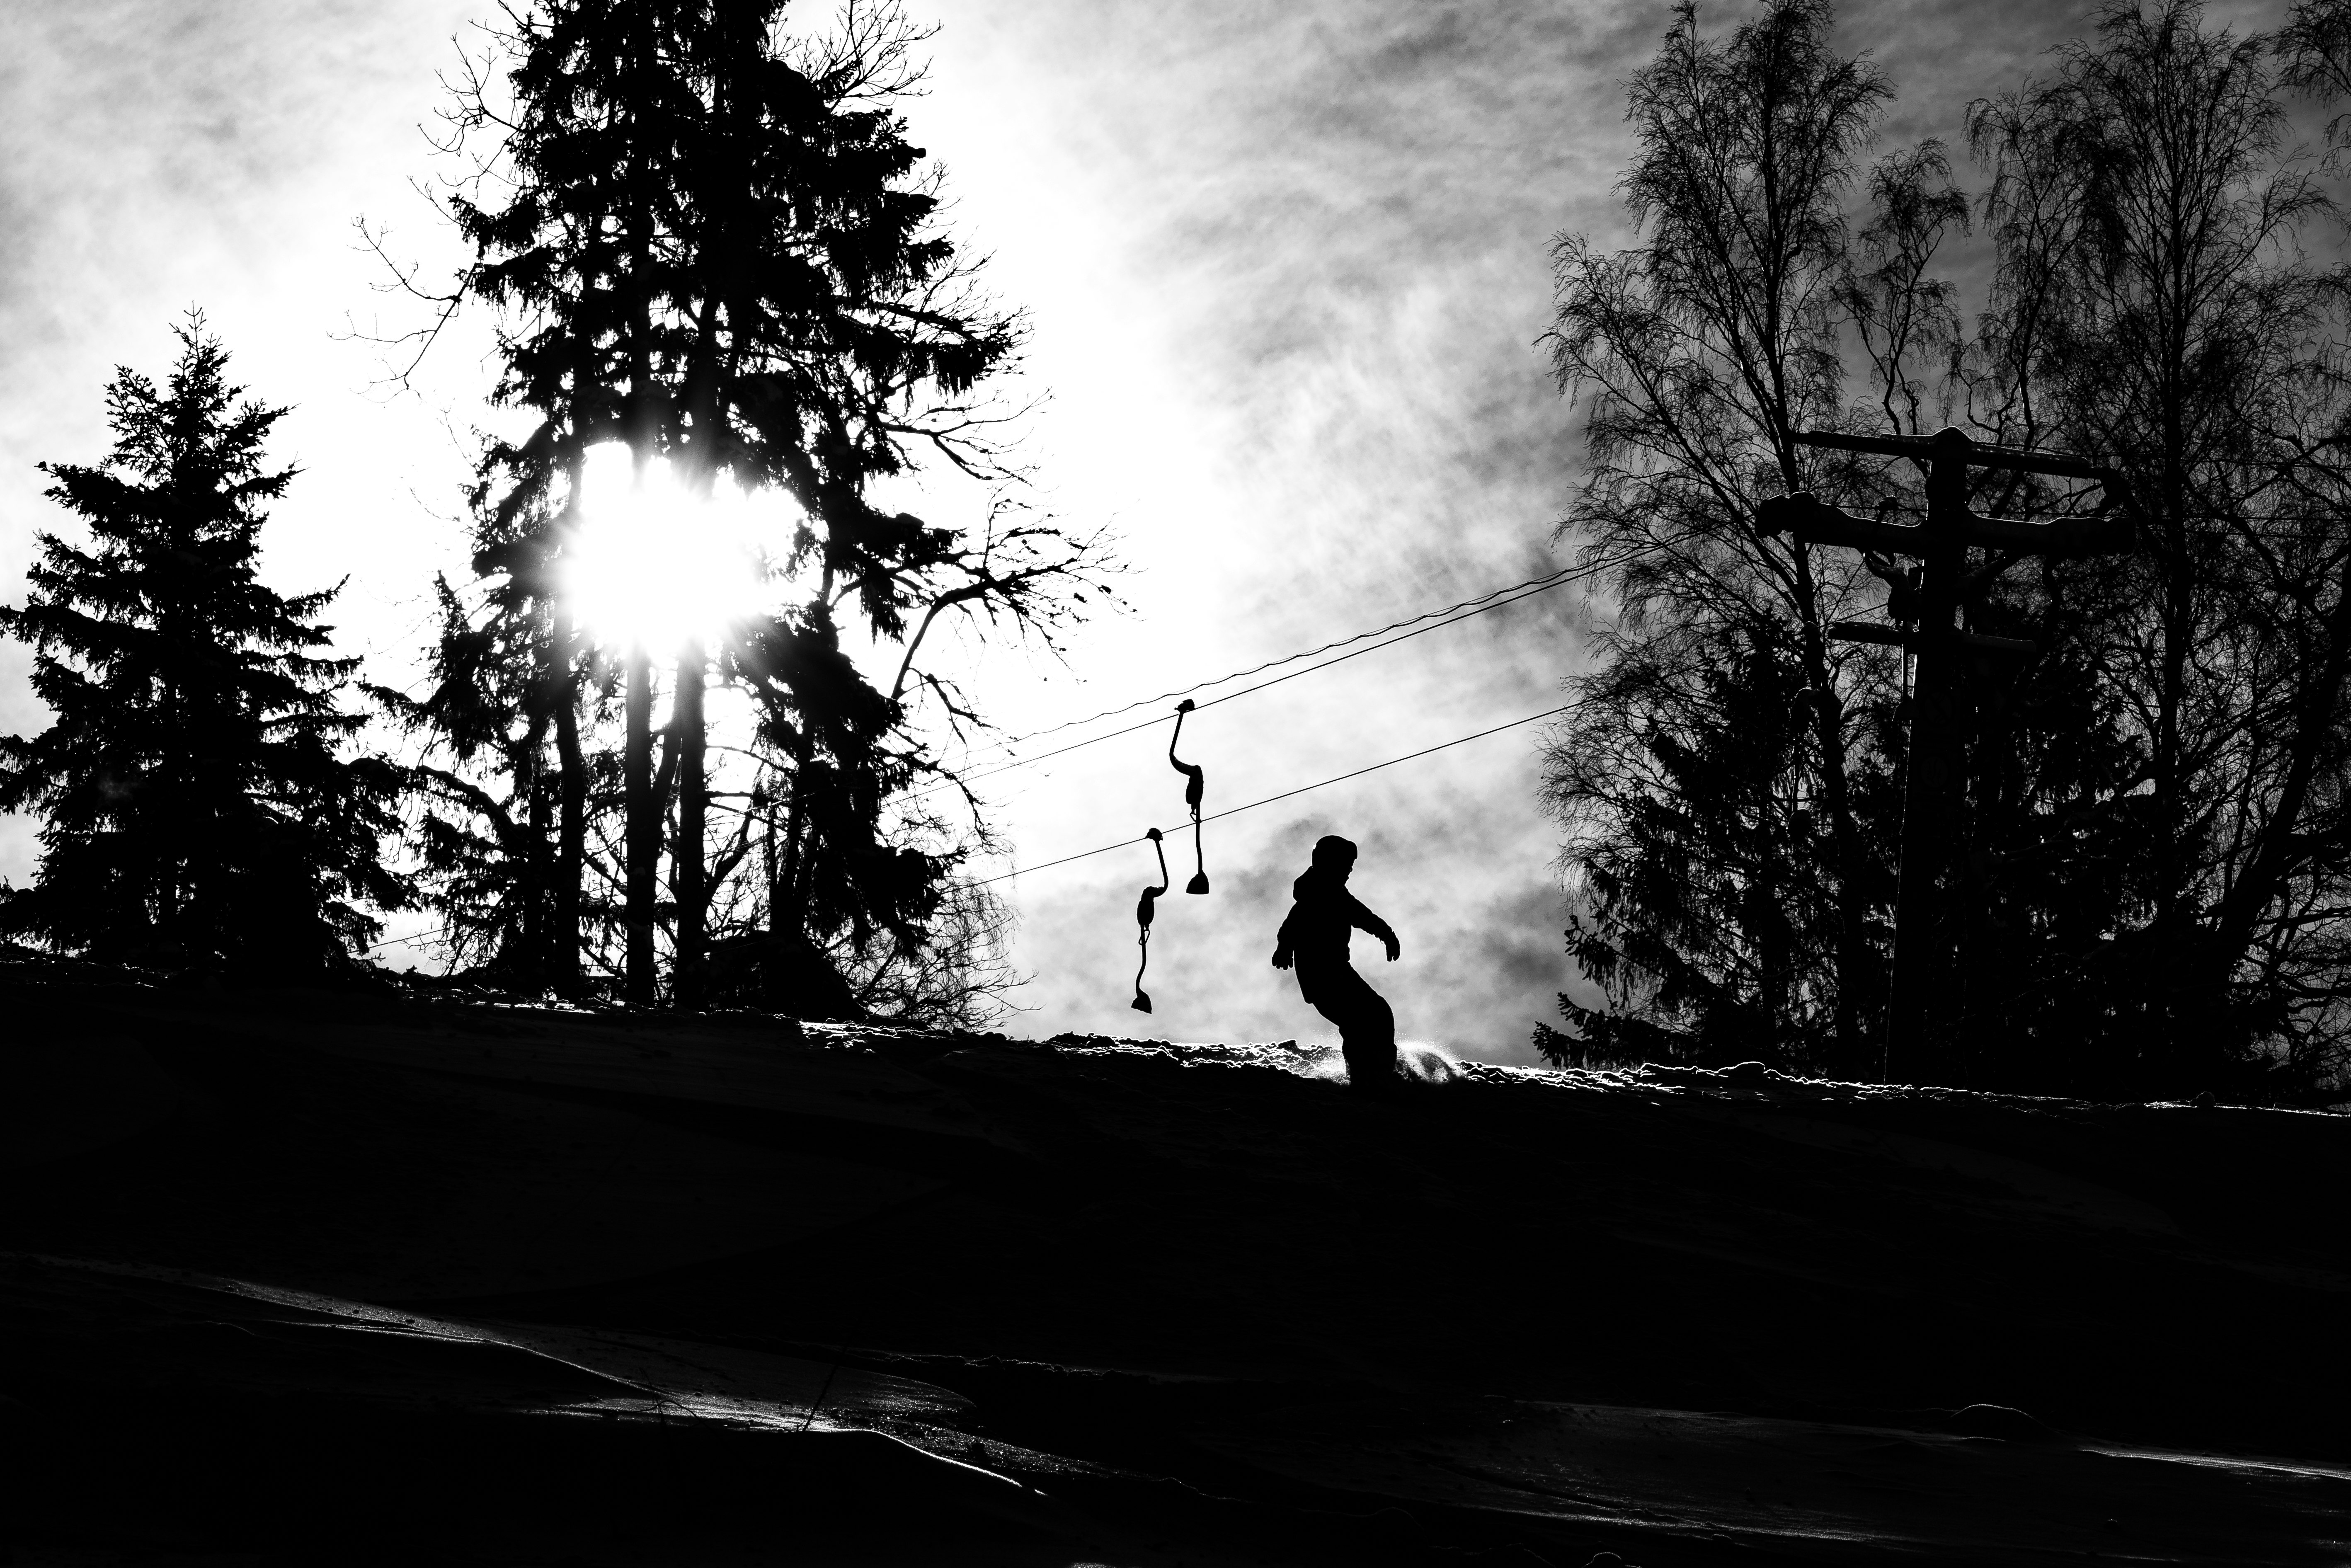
(909, 538, 1670, 804)
(969, 702, 1570, 889)
(951, 539, 1668, 765)
(368, 922, 452, 952)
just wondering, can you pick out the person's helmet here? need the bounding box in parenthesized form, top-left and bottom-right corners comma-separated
(1311, 834, 1358, 870)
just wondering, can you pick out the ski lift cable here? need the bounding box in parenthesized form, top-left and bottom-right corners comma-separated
(955, 538, 1672, 764)
(368, 922, 452, 952)
(898, 606, 1527, 808)
(968, 702, 1571, 889)
(909, 538, 1674, 803)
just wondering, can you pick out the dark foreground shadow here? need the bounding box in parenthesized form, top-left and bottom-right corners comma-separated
(10, 969, 2351, 1564)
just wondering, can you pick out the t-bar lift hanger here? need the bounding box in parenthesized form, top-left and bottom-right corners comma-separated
(1168, 700, 1209, 895)
(1126, 702, 1209, 1012)
(1130, 828, 1170, 1013)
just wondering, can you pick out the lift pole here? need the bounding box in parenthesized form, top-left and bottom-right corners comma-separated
(1758, 427, 2133, 1084)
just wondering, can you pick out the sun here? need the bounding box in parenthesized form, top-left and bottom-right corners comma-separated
(560, 443, 780, 652)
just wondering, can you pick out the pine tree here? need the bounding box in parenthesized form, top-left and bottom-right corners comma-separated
(0, 315, 411, 971)
(437, 0, 696, 1001)
(376, 571, 575, 984)
(405, 0, 1109, 1011)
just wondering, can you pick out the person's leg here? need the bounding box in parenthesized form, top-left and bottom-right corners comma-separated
(1348, 983, 1396, 1089)
(1312, 964, 1395, 1091)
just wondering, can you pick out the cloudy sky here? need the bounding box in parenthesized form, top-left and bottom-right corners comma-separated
(0, 0, 2282, 1059)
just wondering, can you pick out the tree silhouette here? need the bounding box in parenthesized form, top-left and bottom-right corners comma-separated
(1959, 0, 2351, 1095)
(384, 0, 1110, 1011)
(374, 569, 589, 987)
(1539, 0, 1901, 1076)
(0, 316, 412, 971)
(1545, 0, 2351, 1102)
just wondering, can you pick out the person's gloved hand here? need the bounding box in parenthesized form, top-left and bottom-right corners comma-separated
(1271, 944, 1292, 970)
(1384, 936, 1401, 962)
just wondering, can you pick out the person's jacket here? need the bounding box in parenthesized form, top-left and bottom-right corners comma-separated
(1276, 866, 1396, 971)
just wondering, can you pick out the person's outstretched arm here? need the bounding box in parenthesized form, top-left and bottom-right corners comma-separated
(1344, 891, 1401, 962)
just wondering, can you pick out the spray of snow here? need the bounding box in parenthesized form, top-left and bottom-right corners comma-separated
(1396, 1041, 1460, 1084)
(1237, 1036, 1461, 1085)
(1289, 1041, 1349, 1083)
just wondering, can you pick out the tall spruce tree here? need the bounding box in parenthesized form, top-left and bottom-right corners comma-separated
(413, 0, 696, 1001)
(395, 0, 1106, 1010)
(0, 316, 411, 970)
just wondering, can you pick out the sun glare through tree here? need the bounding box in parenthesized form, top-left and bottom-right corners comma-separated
(559, 443, 783, 656)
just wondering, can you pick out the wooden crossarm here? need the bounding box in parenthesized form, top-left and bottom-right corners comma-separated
(1755, 492, 1924, 550)
(1827, 620, 2040, 656)
(1794, 426, 2116, 483)
(1761, 492, 2134, 560)
(1825, 619, 1910, 647)
(1958, 511, 2134, 557)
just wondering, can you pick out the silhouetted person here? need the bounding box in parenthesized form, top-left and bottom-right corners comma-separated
(1272, 835, 1400, 1093)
